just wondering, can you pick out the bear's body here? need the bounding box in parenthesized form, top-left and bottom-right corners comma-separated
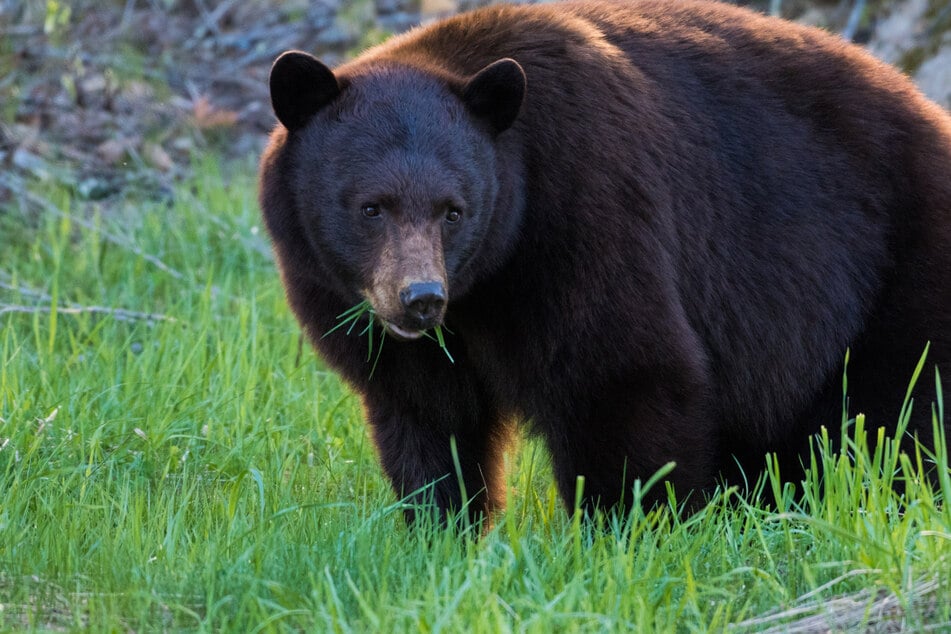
(259, 0, 951, 522)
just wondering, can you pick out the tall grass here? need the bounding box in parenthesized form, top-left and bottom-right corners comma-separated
(0, 157, 948, 631)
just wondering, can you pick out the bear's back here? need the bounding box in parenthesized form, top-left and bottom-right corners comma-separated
(351, 1, 950, 435)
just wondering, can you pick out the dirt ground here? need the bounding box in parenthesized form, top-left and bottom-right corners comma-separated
(2, 1, 338, 205)
(1, 0, 948, 209)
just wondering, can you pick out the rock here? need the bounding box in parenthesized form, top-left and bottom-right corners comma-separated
(143, 142, 174, 172)
(77, 177, 118, 200)
(97, 137, 134, 165)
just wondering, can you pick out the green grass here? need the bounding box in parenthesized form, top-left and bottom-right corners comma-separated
(327, 300, 454, 379)
(1, 156, 950, 632)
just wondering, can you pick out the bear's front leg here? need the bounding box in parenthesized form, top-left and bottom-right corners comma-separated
(363, 393, 509, 529)
(545, 372, 719, 518)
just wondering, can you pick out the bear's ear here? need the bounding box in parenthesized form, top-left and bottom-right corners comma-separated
(269, 51, 340, 131)
(461, 58, 526, 133)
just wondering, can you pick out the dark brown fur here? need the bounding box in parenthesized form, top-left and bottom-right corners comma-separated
(259, 0, 951, 524)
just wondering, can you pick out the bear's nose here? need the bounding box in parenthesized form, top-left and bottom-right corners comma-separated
(399, 281, 446, 328)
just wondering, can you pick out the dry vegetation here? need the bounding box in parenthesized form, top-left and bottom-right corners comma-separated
(0, 0, 391, 207)
(1, 0, 948, 213)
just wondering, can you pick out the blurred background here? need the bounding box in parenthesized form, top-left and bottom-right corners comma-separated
(1, 0, 949, 210)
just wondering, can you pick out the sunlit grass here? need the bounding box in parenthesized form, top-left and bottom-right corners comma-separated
(0, 156, 948, 631)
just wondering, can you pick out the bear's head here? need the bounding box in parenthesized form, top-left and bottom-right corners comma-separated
(267, 51, 526, 340)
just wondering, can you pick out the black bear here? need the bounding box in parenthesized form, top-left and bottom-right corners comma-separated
(259, 0, 951, 524)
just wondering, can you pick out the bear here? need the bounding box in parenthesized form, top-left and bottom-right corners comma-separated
(259, 0, 951, 526)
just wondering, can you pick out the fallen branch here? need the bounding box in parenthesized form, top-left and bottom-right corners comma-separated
(0, 172, 186, 281)
(0, 173, 229, 300)
(842, 0, 868, 42)
(0, 278, 52, 302)
(0, 302, 178, 323)
(730, 577, 946, 633)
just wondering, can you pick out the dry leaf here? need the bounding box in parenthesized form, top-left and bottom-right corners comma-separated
(143, 141, 174, 172)
(192, 95, 238, 129)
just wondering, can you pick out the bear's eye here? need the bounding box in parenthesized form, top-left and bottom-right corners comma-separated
(361, 204, 381, 218)
(445, 207, 462, 224)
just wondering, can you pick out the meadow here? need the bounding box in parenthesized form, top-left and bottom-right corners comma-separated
(1, 158, 949, 632)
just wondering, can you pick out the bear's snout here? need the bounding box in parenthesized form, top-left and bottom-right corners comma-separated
(399, 281, 446, 329)
(363, 222, 448, 339)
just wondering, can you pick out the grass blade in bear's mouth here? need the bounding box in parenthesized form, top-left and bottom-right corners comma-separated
(323, 301, 374, 337)
(426, 324, 455, 364)
(324, 300, 455, 375)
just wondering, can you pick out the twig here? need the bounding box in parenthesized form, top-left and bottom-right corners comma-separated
(729, 577, 944, 633)
(0, 278, 52, 302)
(842, 0, 868, 42)
(927, 3, 951, 37)
(0, 25, 43, 37)
(0, 274, 180, 324)
(201, 0, 239, 35)
(119, 0, 137, 32)
(0, 303, 178, 323)
(0, 173, 187, 282)
(188, 0, 239, 44)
